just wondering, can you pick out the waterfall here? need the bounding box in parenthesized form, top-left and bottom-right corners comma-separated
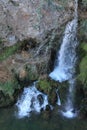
(49, 19, 78, 82)
(16, 83, 48, 118)
(49, 0, 78, 118)
(62, 79, 77, 118)
(56, 89, 61, 106)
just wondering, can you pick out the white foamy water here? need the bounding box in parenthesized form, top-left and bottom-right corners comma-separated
(61, 79, 77, 118)
(49, 0, 78, 118)
(56, 89, 61, 106)
(61, 108, 77, 118)
(16, 83, 48, 118)
(49, 19, 78, 82)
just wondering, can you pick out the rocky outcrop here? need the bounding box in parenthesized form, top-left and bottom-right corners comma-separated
(0, 0, 75, 107)
(76, 0, 87, 116)
(0, 0, 74, 47)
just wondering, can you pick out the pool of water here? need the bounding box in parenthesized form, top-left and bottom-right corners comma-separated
(0, 106, 87, 130)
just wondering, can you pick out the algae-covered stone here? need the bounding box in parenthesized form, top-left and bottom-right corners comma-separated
(36, 78, 59, 105)
(0, 79, 20, 107)
(0, 65, 21, 107)
(77, 41, 87, 88)
(37, 78, 58, 94)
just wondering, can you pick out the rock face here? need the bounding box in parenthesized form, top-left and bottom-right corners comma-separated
(77, 0, 87, 116)
(0, 0, 74, 47)
(0, 0, 87, 111)
(0, 0, 76, 107)
(0, 0, 74, 85)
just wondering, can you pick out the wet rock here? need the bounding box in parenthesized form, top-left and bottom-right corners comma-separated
(42, 105, 51, 120)
(45, 105, 51, 111)
(48, 89, 57, 105)
(37, 94, 44, 105)
(0, 64, 21, 107)
(36, 78, 59, 106)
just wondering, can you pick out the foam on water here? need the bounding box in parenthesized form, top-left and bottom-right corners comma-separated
(49, 0, 78, 118)
(56, 89, 61, 106)
(49, 19, 78, 82)
(16, 83, 48, 118)
(61, 109, 77, 118)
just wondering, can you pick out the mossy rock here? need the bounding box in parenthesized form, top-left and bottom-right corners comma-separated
(73, 80, 85, 110)
(36, 78, 59, 105)
(76, 41, 87, 115)
(16, 64, 39, 87)
(0, 38, 36, 61)
(78, 20, 87, 43)
(77, 41, 87, 88)
(58, 81, 68, 104)
(79, 98, 87, 118)
(80, 42, 87, 52)
(77, 55, 87, 87)
(36, 78, 58, 94)
(26, 64, 39, 81)
(77, 42, 87, 87)
(0, 79, 21, 107)
(48, 89, 57, 105)
(41, 105, 51, 120)
(0, 43, 20, 61)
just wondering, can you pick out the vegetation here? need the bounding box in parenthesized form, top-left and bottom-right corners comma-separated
(37, 79, 52, 94)
(78, 55, 87, 87)
(0, 43, 20, 61)
(80, 20, 87, 36)
(37, 78, 59, 105)
(82, 0, 87, 9)
(0, 79, 19, 98)
(76, 41, 87, 100)
(0, 78, 21, 107)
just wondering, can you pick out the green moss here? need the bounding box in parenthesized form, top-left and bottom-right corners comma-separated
(37, 79, 58, 94)
(82, 0, 87, 9)
(0, 38, 32, 61)
(79, 20, 87, 42)
(25, 65, 39, 81)
(78, 55, 87, 87)
(80, 42, 87, 52)
(0, 38, 3, 44)
(0, 79, 19, 98)
(37, 79, 59, 105)
(37, 79, 51, 93)
(77, 41, 87, 88)
(0, 43, 20, 61)
(0, 78, 21, 107)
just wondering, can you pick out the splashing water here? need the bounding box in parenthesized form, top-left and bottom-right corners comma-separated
(49, 0, 78, 118)
(49, 19, 78, 82)
(16, 83, 48, 118)
(61, 79, 77, 118)
(56, 89, 61, 106)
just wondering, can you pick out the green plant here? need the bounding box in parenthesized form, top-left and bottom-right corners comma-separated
(0, 43, 20, 61)
(0, 79, 19, 98)
(78, 55, 87, 87)
(82, 0, 87, 9)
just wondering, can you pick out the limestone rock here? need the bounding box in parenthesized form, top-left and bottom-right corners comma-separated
(0, 0, 73, 47)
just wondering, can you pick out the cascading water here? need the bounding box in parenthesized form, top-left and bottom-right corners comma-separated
(49, 0, 78, 118)
(49, 19, 78, 82)
(56, 89, 61, 106)
(16, 83, 48, 119)
(62, 79, 77, 118)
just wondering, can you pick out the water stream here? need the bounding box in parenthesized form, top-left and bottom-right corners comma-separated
(0, 107, 87, 130)
(16, 82, 48, 118)
(0, 0, 87, 130)
(49, 0, 79, 118)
